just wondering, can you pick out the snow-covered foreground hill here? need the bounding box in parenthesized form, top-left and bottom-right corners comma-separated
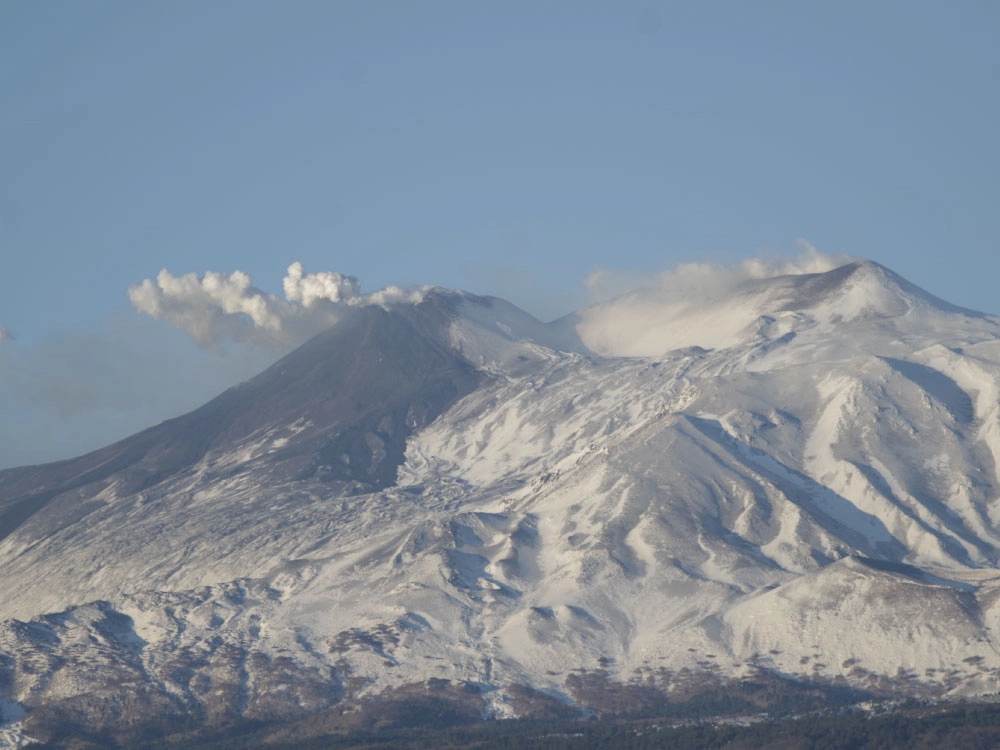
(4, 260, 1000, 743)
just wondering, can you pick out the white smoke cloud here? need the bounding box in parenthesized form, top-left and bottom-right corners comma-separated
(128, 262, 431, 351)
(283, 262, 360, 306)
(364, 285, 434, 307)
(0, 325, 12, 344)
(128, 269, 291, 349)
(584, 240, 851, 305)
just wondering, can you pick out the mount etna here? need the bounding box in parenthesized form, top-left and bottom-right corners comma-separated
(4, 260, 1000, 746)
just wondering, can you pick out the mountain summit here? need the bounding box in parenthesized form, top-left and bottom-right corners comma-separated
(575, 260, 987, 357)
(4, 261, 1000, 742)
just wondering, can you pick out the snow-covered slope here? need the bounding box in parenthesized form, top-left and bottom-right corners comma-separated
(4, 261, 1000, 741)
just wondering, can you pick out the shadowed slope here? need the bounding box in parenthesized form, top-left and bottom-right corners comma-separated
(0, 295, 483, 543)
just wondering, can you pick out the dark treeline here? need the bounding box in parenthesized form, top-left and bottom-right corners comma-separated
(99, 701, 1000, 750)
(26, 672, 1000, 749)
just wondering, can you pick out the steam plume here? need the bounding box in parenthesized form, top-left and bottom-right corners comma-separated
(128, 263, 430, 351)
(283, 262, 360, 306)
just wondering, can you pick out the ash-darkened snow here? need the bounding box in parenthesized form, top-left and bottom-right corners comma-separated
(4, 260, 1000, 743)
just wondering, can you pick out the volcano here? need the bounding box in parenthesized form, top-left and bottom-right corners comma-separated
(4, 261, 1000, 744)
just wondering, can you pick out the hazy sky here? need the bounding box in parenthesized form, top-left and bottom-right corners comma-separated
(1, 1, 998, 468)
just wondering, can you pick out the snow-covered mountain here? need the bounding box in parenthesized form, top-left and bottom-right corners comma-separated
(5, 260, 1000, 743)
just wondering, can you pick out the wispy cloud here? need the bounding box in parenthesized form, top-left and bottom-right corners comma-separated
(576, 241, 855, 356)
(583, 240, 851, 305)
(0, 315, 278, 468)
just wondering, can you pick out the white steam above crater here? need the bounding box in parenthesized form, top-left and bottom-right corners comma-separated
(126, 243, 859, 358)
(128, 262, 431, 351)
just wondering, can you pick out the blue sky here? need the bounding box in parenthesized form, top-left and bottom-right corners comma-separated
(1, 1, 998, 467)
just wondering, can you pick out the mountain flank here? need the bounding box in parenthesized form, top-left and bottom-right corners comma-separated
(4, 261, 1000, 744)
